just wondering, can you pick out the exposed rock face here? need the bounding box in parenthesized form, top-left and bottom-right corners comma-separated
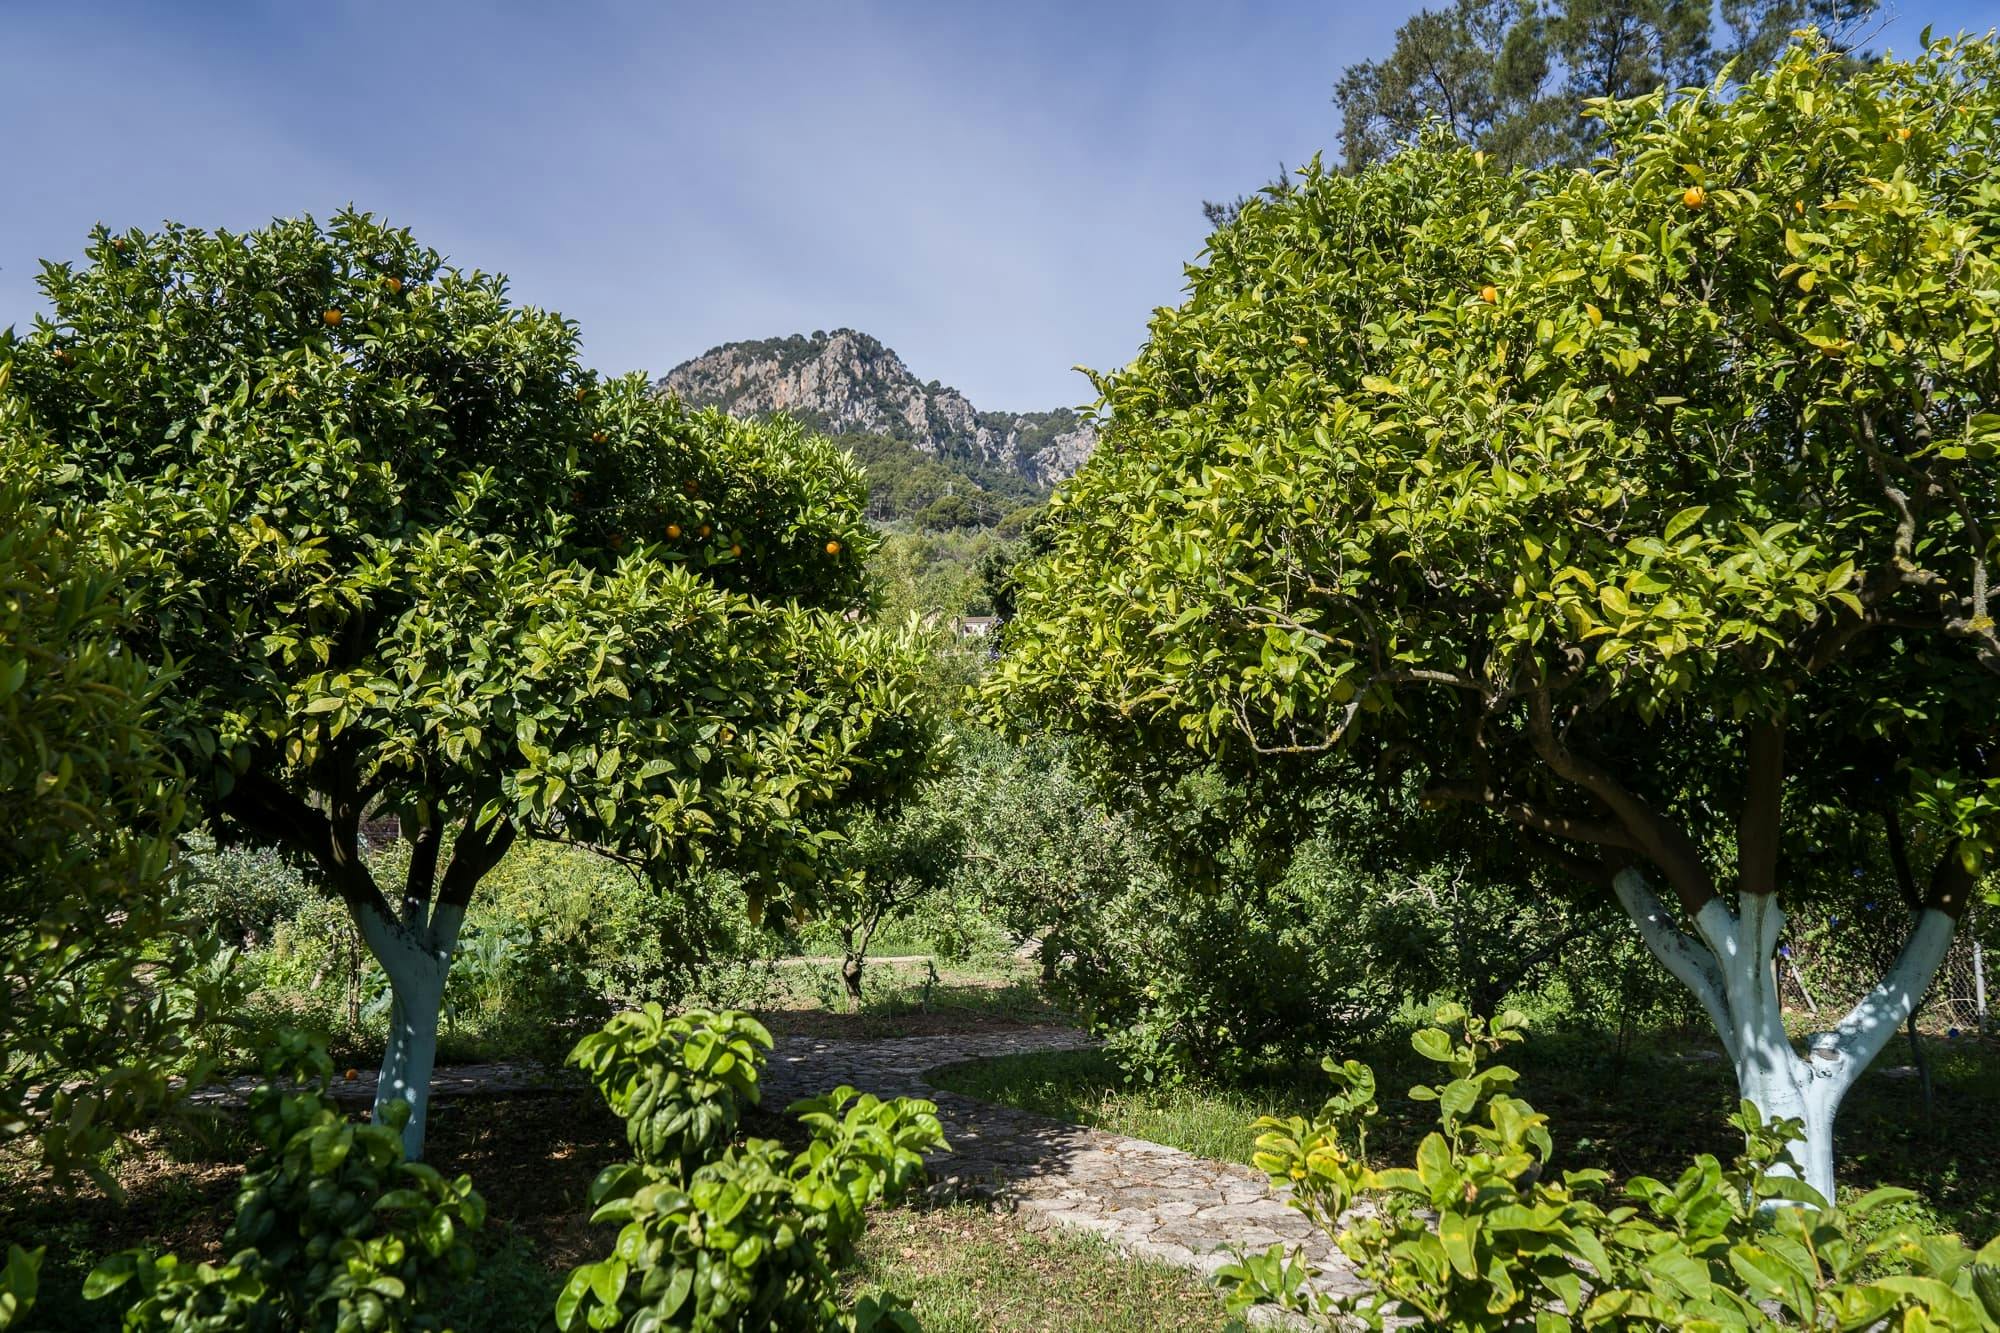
(658, 329, 1095, 486)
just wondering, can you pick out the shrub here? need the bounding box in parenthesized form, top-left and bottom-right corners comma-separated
(87, 1032, 485, 1332)
(558, 1007, 942, 1331)
(1221, 1006, 2000, 1329)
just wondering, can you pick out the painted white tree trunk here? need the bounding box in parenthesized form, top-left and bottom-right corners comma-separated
(353, 902, 464, 1160)
(1611, 870, 1955, 1203)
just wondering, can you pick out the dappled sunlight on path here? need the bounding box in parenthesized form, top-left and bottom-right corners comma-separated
(764, 1029, 1363, 1316)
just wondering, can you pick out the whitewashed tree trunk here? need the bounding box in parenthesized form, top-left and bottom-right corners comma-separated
(1611, 869, 1956, 1203)
(353, 901, 465, 1160)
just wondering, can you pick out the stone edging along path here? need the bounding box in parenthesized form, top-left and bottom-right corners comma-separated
(192, 1027, 1362, 1317)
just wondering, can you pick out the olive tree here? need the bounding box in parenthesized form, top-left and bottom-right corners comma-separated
(10, 213, 941, 1157)
(995, 37, 2000, 1198)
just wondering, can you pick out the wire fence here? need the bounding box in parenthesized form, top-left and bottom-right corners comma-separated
(1780, 932, 1990, 1038)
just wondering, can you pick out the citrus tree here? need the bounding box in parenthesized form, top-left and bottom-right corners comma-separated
(0, 370, 231, 1202)
(8, 212, 942, 1157)
(994, 35, 2000, 1198)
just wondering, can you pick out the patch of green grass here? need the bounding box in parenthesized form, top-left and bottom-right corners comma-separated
(848, 1203, 1232, 1332)
(933, 1048, 1296, 1165)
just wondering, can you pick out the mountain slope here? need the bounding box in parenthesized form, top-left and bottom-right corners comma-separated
(657, 329, 1095, 488)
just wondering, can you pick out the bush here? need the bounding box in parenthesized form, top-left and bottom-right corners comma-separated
(180, 842, 318, 951)
(1221, 1006, 2000, 1329)
(558, 1006, 941, 1331)
(87, 1032, 485, 1332)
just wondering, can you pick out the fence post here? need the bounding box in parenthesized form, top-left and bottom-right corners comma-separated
(1975, 941, 1989, 1037)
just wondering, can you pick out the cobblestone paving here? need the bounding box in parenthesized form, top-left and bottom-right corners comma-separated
(764, 1027, 1363, 1316)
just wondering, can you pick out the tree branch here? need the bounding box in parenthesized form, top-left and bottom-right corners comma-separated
(221, 770, 397, 927)
(1526, 691, 1717, 914)
(404, 816, 442, 924)
(1423, 780, 1634, 849)
(436, 808, 518, 916)
(1610, 868, 1738, 1064)
(1736, 720, 1784, 897)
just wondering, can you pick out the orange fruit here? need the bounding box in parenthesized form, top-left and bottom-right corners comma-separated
(591, 431, 607, 443)
(575, 386, 589, 403)
(384, 276, 403, 294)
(666, 523, 682, 539)
(729, 543, 742, 557)
(1683, 186, 1706, 209)
(1898, 126, 1912, 141)
(322, 308, 343, 327)
(698, 524, 711, 539)
(1479, 286, 1498, 304)
(1794, 200, 1805, 214)
(825, 540, 842, 555)
(345, 1068, 360, 1081)
(683, 480, 699, 496)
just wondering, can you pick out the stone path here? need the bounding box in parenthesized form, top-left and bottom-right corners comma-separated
(763, 1027, 1363, 1316)
(191, 1026, 1362, 1319)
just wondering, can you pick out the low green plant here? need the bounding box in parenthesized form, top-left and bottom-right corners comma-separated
(568, 1005, 772, 1183)
(0, 1246, 40, 1331)
(1220, 1005, 2000, 1330)
(557, 1008, 943, 1331)
(86, 1032, 485, 1332)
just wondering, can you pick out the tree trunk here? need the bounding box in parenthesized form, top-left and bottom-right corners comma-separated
(1612, 870, 1956, 1203)
(353, 902, 463, 1160)
(841, 955, 864, 1009)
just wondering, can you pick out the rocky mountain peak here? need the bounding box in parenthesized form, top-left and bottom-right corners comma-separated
(657, 329, 1095, 487)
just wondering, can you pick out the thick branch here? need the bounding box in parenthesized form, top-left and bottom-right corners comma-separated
(1824, 907, 1958, 1099)
(1610, 868, 1738, 1064)
(1925, 844, 1974, 920)
(222, 770, 396, 926)
(404, 817, 442, 924)
(1735, 720, 1784, 898)
(1424, 781, 1634, 849)
(435, 809, 518, 915)
(1527, 692, 1717, 914)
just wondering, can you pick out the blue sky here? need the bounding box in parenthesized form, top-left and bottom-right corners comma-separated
(3, 2, 1992, 411)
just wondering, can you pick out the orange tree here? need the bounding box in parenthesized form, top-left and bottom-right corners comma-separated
(0, 368, 232, 1196)
(7, 212, 942, 1158)
(992, 35, 2000, 1200)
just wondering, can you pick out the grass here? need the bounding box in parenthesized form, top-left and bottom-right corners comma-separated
(932, 1022, 2000, 1242)
(744, 954, 1070, 1038)
(847, 1204, 1232, 1332)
